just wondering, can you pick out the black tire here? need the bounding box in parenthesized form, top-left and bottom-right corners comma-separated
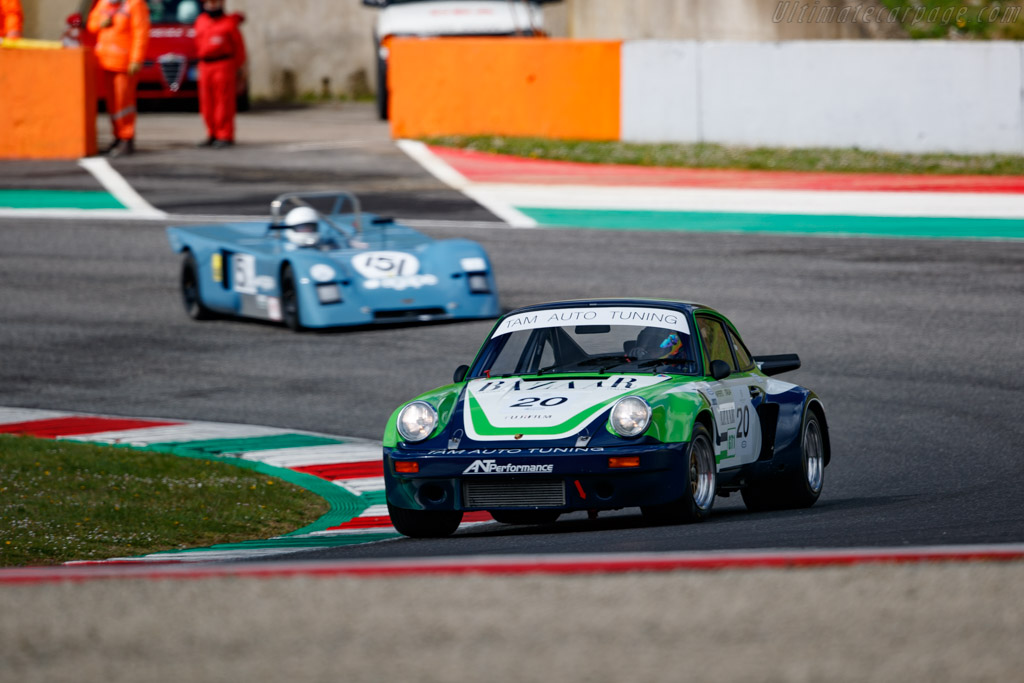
(388, 502, 463, 538)
(280, 264, 302, 331)
(375, 53, 389, 121)
(180, 251, 216, 320)
(490, 510, 561, 525)
(641, 422, 716, 524)
(741, 409, 826, 512)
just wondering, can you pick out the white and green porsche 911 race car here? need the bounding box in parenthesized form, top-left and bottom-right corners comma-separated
(383, 298, 831, 538)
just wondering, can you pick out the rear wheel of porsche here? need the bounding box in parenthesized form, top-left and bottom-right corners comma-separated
(180, 251, 215, 320)
(281, 264, 302, 331)
(741, 409, 826, 512)
(388, 502, 463, 538)
(490, 510, 561, 525)
(641, 422, 716, 524)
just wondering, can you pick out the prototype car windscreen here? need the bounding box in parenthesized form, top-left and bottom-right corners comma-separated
(146, 0, 201, 24)
(472, 306, 698, 377)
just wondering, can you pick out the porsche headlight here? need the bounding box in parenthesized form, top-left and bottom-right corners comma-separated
(609, 396, 651, 438)
(397, 401, 438, 442)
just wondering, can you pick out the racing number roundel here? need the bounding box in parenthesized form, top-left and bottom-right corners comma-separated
(352, 251, 420, 279)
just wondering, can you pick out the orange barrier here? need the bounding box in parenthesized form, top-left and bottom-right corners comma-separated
(389, 38, 621, 141)
(0, 47, 97, 159)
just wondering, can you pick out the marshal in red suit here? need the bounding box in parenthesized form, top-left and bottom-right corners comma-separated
(194, 0, 246, 147)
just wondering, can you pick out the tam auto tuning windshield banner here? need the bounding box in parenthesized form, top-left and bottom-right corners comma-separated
(491, 307, 690, 338)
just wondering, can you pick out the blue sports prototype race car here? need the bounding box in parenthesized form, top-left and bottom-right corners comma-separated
(166, 191, 500, 330)
(383, 299, 831, 538)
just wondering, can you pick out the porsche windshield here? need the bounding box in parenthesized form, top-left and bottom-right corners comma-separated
(472, 306, 699, 377)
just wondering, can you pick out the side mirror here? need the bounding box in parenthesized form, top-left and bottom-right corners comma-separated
(710, 360, 732, 381)
(453, 364, 469, 383)
(752, 354, 801, 376)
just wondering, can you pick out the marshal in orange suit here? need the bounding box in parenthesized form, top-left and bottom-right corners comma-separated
(1, 0, 23, 39)
(87, 0, 149, 156)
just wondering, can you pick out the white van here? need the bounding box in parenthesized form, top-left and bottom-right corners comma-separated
(363, 0, 559, 119)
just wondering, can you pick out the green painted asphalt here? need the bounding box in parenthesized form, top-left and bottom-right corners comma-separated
(518, 207, 1024, 240)
(81, 432, 398, 558)
(99, 433, 370, 536)
(0, 189, 125, 210)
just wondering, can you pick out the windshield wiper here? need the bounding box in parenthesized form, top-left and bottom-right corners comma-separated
(575, 354, 634, 367)
(537, 355, 636, 375)
(637, 358, 694, 371)
(577, 355, 640, 373)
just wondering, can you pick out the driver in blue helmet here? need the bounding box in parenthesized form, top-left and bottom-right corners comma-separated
(633, 326, 687, 361)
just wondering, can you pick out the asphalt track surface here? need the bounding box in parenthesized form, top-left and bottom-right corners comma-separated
(4, 104, 1024, 683)
(2, 104, 1023, 562)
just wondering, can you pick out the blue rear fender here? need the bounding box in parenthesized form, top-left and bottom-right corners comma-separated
(168, 235, 231, 314)
(748, 385, 829, 482)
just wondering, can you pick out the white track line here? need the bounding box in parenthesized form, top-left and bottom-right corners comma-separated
(0, 208, 161, 220)
(78, 157, 167, 218)
(0, 407, 69, 423)
(64, 422, 290, 446)
(397, 139, 537, 228)
(399, 218, 510, 230)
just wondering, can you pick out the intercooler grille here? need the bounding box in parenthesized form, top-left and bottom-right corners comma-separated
(463, 480, 566, 508)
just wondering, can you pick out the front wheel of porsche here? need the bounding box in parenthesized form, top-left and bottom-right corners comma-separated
(641, 422, 716, 524)
(388, 502, 463, 538)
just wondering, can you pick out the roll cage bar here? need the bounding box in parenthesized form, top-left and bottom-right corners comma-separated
(269, 191, 364, 242)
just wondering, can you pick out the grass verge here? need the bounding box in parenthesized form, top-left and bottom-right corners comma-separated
(0, 435, 329, 567)
(424, 135, 1024, 176)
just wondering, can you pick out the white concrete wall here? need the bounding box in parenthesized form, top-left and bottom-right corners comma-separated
(228, 0, 378, 100)
(622, 41, 700, 142)
(562, 0, 864, 40)
(24, 0, 879, 101)
(623, 40, 1024, 154)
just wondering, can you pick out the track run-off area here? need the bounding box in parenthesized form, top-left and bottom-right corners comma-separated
(2, 104, 1023, 682)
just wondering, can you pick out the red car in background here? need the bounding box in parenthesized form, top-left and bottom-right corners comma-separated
(64, 0, 248, 110)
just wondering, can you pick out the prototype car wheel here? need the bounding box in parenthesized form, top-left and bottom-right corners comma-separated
(741, 409, 826, 512)
(490, 510, 561, 526)
(280, 264, 302, 331)
(387, 502, 463, 538)
(180, 251, 215, 320)
(642, 422, 716, 524)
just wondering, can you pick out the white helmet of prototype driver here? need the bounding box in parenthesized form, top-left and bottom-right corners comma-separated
(283, 206, 321, 247)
